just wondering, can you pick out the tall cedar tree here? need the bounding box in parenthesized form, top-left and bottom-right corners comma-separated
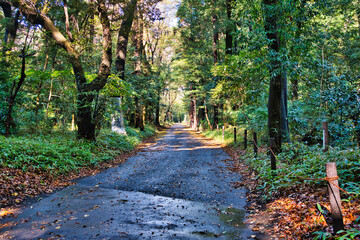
(263, 0, 283, 153)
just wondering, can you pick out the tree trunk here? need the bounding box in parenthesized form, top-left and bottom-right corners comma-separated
(45, 77, 53, 120)
(0, 1, 20, 53)
(212, 3, 219, 63)
(34, 81, 43, 118)
(204, 102, 213, 130)
(193, 99, 197, 129)
(132, 12, 145, 131)
(357, 0, 360, 35)
(198, 101, 205, 124)
(115, 0, 138, 80)
(5, 51, 27, 136)
(155, 85, 161, 126)
(212, 3, 220, 130)
(225, 0, 234, 55)
(290, 0, 306, 100)
(292, 73, 299, 99)
(213, 104, 219, 129)
(112, 0, 137, 134)
(135, 96, 145, 131)
(281, 72, 290, 142)
(71, 113, 75, 131)
(264, 0, 284, 153)
(190, 97, 197, 129)
(77, 94, 96, 140)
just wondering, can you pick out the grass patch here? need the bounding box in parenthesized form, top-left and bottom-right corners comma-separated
(201, 127, 245, 145)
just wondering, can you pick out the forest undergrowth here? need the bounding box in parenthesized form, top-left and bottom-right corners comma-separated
(0, 125, 158, 211)
(202, 127, 360, 240)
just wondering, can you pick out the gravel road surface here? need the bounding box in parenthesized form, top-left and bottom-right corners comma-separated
(1, 124, 254, 239)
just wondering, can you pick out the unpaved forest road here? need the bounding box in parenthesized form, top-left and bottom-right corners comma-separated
(1, 124, 255, 239)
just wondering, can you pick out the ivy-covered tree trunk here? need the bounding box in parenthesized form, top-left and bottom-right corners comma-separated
(14, 0, 112, 141)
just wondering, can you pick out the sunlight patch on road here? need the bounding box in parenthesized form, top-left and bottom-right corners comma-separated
(0, 207, 21, 219)
(173, 145, 221, 151)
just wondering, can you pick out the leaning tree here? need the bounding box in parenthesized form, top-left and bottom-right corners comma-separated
(11, 0, 112, 140)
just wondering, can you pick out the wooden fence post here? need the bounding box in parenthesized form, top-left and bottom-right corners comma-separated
(325, 162, 344, 234)
(323, 121, 329, 152)
(234, 127, 237, 144)
(253, 131, 258, 157)
(244, 129, 247, 150)
(222, 126, 225, 140)
(269, 138, 276, 171)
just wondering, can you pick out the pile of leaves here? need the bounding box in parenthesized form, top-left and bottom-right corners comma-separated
(0, 125, 157, 210)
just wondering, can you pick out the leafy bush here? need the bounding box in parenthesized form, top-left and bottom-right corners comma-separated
(243, 142, 360, 201)
(0, 125, 156, 174)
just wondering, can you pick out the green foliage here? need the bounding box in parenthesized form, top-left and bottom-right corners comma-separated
(104, 74, 134, 98)
(0, 125, 156, 174)
(0, 62, 11, 135)
(19, 69, 77, 133)
(313, 230, 332, 240)
(313, 228, 360, 240)
(243, 141, 360, 201)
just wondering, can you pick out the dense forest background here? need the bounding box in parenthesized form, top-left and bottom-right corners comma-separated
(2, 0, 360, 146)
(1, 0, 360, 238)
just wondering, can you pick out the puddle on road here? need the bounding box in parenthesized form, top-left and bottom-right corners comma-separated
(191, 206, 248, 239)
(219, 207, 246, 228)
(218, 207, 247, 239)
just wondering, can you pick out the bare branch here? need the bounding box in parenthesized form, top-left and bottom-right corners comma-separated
(63, 0, 74, 42)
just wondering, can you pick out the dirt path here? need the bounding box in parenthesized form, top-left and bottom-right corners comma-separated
(1, 124, 255, 239)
